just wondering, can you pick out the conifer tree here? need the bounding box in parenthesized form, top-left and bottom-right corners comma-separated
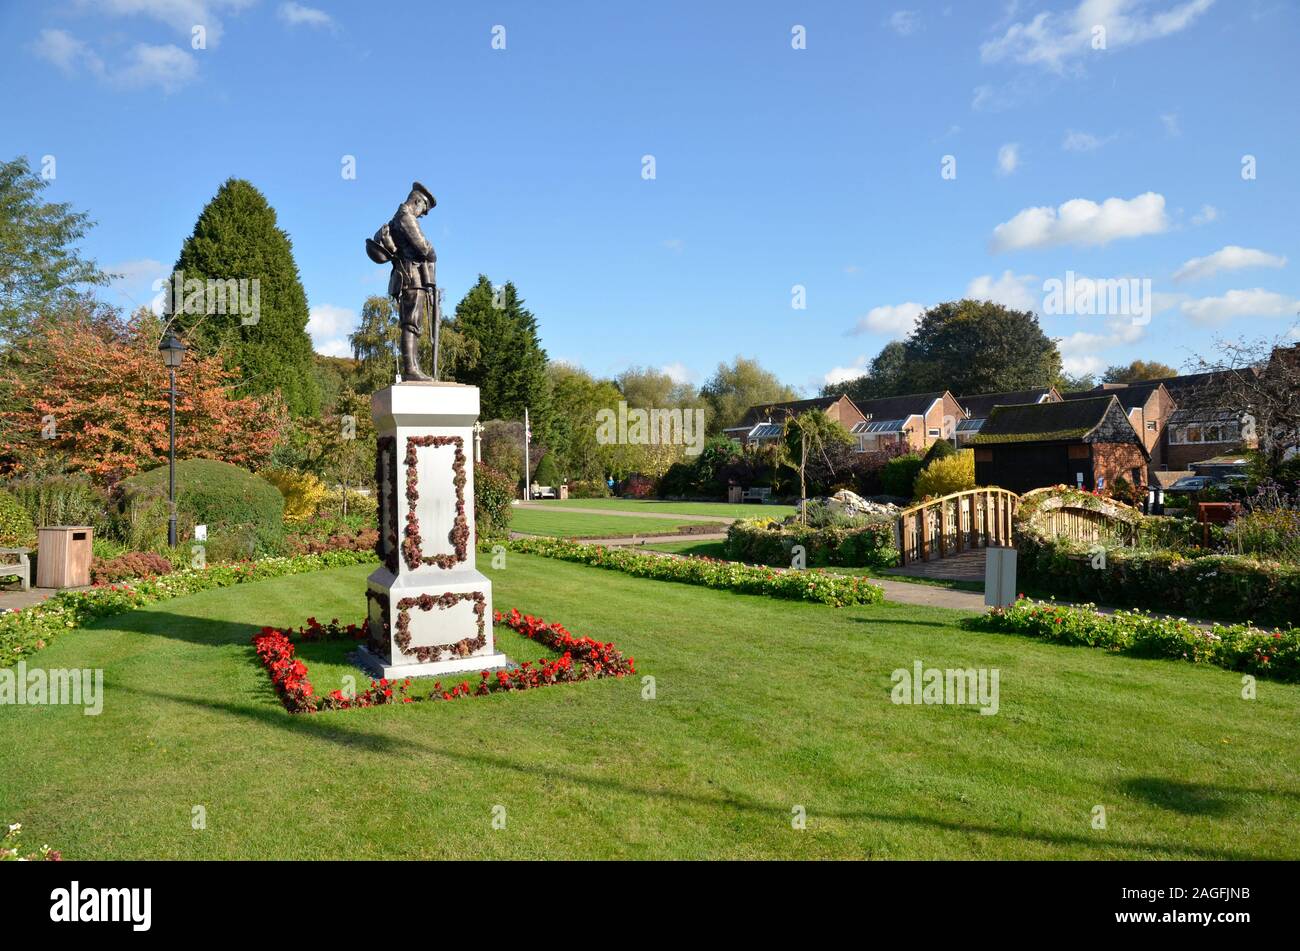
(171, 178, 320, 416)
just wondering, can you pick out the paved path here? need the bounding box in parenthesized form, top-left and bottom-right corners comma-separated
(885, 548, 986, 583)
(0, 584, 92, 613)
(515, 502, 738, 523)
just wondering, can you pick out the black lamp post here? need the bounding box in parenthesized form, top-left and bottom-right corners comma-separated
(158, 332, 186, 547)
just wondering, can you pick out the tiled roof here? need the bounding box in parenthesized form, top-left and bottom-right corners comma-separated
(852, 391, 950, 423)
(734, 395, 846, 429)
(957, 388, 1055, 419)
(971, 396, 1118, 445)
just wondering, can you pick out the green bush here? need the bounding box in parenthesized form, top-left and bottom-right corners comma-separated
(725, 517, 899, 569)
(567, 479, 611, 499)
(0, 490, 36, 549)
(532, 452, 560, 487)
(503, 536, 884, 607)
(1016, 534, 1300, 627)
(968, 597, 1298, 682)
(921, 438, 955, 467)
(119, 459, 285, 555)
(913, 449, 975, 500)
(881, 454, 924, 498)
(5, 472, 110, 535)
(475, 463, 515, 541)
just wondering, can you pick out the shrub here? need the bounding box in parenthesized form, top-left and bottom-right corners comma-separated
(921, 438, 955, 467)
(119, 459, 285, 554)
(260, 469, 329, 522)
(880, 454, 924, 498)
(285, 527, 378, 556)
(618, 473, 655, 498)
(1225, 507, 1300, 562)
(0, 490, 36, 548)
(318, 487, 377, 522)
(475, 463, 515, 540)
(968, 597, 1299, 682)
(503, 536, 884, 607)
(532, 452, 560, 487)
(5, 471, 110, 535)
(725, 517, 899, 569)
(567, 479, 611, 499)
(913, 449, 975, 500)
(90, 551, 174, 584)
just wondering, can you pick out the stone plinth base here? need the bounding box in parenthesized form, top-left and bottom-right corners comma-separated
(354, 644, 512, 681)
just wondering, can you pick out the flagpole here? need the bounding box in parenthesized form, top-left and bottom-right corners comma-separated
(523, 407, 531, 501)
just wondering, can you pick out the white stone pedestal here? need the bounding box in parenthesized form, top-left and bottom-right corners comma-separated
(359, 382, 508, 680)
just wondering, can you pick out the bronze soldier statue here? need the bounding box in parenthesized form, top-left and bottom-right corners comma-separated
(366, 181, 438, 381)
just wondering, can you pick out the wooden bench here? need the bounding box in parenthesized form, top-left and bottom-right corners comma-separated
(0, 548, 31, 592)
(741, 487, 772, 504)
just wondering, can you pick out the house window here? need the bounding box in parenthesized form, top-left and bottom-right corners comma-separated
(927, 428, 941, 438)
(1146, 421, 1157, 431)
(1171, 421, 1239, 444)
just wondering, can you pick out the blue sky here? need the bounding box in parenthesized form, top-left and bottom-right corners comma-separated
(3, 0, 1298, 395)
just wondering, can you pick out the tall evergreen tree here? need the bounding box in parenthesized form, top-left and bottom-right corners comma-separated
(452, 275, 551, 435)
(171, 178, 320, 416)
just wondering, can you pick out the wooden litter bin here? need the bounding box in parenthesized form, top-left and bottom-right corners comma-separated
(36, 526, 94, 589)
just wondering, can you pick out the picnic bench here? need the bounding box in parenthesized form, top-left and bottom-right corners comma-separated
(0, 548, 31, 592)
(740, 487, 771, 503)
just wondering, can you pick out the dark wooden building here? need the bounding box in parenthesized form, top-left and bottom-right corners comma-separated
(971, 396, 1150, 494)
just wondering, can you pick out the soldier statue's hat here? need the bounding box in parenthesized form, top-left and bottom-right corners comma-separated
(410, 181, 436, 208)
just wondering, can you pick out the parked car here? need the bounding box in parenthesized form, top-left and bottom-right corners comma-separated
(1167, 476, 1215, 493)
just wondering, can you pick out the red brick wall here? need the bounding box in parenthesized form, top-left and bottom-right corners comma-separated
(1092, 442, 1148, 491)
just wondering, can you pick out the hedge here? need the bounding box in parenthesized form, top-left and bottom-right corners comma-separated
(474, 463, 515, 540)
(1016, 534, 1300, 627)
(1, 548, 375, 668)
(502, 536, 884, 607)
(120, 459, 285, 554)
(967, 597, 1299, 682)
(0, 489, 36, 549)
(724, 518, 898, 570)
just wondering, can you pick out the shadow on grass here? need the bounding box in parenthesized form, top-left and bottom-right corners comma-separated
(1120, 777, 1278, 816)
(108, 678, 1274, 860)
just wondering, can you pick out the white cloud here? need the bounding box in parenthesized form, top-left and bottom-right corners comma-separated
(662, 238, 685, 253)
(32, 29, 103, 76)
(997, 142, 1020, 175)
(660, 362, 693, 384)
(1160, 112, 1181, 137)
(990, 191, 1169, 252)
(33, 29, 197, 91)
(1180, 289, 1300, 325)
(1062, 129, 1111, 151)
(1191, 203, 1218, 226)
(965, 271, 1038, 312)
(825, 356, 870, 386)
(1173, 246, 1286, 283)
(308, 304, 357, 356)
(980, 0, 1215, 74)
(850, 302, 925, 339)
(81, 0, 254, 48)
(1055, 318, 1146, 375)
(114, 43, 198, 92)
(278, 2, 335, 29)
(888, 10, 921, 36)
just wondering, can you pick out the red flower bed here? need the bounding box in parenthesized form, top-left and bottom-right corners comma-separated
(251, 611, 635, 714)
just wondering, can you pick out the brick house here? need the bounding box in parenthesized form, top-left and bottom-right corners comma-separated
(848, 391, 966, 454)
(955, 387, 1061, 447)
(723, 394, 867, 447)
(1062, 381, 1175, 470)
(971, 395, 1149, 494)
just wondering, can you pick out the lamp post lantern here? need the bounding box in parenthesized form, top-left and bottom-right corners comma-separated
(158, 332, 186, 547)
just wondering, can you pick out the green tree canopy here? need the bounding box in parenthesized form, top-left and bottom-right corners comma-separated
(700, 356, 798, 433)
(1102, 359, 1177, 384)
(0, 156, 109, 340)
(822, 341, 909, 401)
(348, 294, 478, 395)
(899, 299, 1062, 395)
(171, 178, 320, 417)
(616, 365, 700, 409)
(451, 275, 551, 437)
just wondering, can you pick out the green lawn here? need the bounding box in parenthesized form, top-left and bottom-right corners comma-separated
(2, 555, 1297, 859)
(526, 498, 796, 519)
(510, 507, 716, 538)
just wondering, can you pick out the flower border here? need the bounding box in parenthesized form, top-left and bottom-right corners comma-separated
(251, 610, 635, 714)
(402, 435, 469, 571)
(392, 591, 487, 663)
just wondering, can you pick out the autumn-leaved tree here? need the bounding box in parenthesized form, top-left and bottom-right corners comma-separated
(0, 302, 286, 483)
